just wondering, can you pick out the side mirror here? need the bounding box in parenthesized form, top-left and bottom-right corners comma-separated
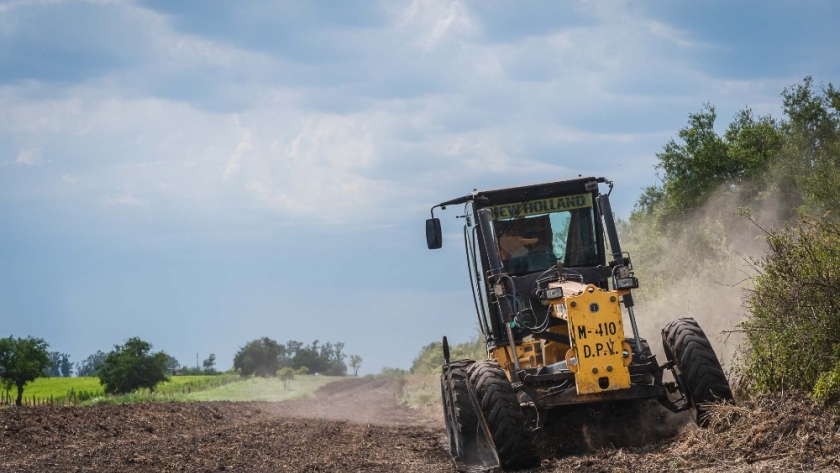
(426, 218, 442, 249)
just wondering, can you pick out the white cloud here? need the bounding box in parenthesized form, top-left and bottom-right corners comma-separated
(223, 119, 253, 179)
(114, 190, 144, 206)
(10, 148, 41, 166)
(0, 0, 806, 229)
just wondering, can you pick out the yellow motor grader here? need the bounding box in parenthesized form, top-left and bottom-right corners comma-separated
(426, 177, 734, 470)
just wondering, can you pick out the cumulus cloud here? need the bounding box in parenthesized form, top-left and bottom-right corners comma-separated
(0, 0, 811, 231)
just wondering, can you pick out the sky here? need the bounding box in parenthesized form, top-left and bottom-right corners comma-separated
(1, 0, 839, 375)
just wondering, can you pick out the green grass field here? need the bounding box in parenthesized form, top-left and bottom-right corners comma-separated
(7, 377, 103, 400)
(184, 375, 340, 402)
(2, 374, 341, 406)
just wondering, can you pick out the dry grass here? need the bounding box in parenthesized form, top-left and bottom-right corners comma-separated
(538, 393, 840, 472)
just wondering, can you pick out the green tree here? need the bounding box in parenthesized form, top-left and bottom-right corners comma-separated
(635, 77, 839, 228)
(47, 352, 72, 377)
(233, 337, 285, 377)
(202, 354, 217, 374)
(0, 336, 51, 406)
(349, 355, 362, 376)
(635, 104, 782, 226)
(76, 350, 106, 377)
(59, 353, 73, 377)
(775, 77, 840, 214)
(282, 340, 347, 376)
(96, 338, 169, 394)
(276, 367, 295, 389)
(164, 355, 180, 375)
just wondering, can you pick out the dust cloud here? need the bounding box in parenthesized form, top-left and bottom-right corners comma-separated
(623, 184, 788, 376)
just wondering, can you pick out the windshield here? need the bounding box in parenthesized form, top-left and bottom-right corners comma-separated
(488, 193, 599, 275)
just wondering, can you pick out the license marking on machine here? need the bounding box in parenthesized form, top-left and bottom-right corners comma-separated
(566, 286, 632, 394)
(576, 323, 618, 340)
(581, 339, 620, 358)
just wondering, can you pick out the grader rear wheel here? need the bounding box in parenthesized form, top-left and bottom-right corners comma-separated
(662, 318, 734, 426)
(440, 359, 477, 461)
(467, 360, 540, 470)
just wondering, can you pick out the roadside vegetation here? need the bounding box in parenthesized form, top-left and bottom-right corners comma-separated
(627, 76, 840, 404)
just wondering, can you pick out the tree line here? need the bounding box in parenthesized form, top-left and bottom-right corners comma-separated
(0, 334, 362, 406)
(232, 337, 362, 377)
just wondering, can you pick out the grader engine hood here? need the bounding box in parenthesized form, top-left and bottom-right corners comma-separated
(551, 281, 632, 395)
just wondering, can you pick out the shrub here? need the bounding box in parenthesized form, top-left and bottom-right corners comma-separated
(410, 332, 486, 374)
(813, 363, 840, 405)
(739, 215, 840, 394)
(276, 367, 295, 389)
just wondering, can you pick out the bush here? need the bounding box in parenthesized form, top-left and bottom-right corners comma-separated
(377, 367, 407, 379)
(276, 367, 295, 389)
(410, 333, 486, 374)
(739, 215, 840, 394)
(813, 364, 840, 405)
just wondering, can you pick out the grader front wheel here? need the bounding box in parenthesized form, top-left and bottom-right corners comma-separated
(467, 360, 540, 470)
(662, 318, 734, 426)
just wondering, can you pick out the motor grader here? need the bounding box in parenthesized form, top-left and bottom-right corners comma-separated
(425, 176, 734, 470)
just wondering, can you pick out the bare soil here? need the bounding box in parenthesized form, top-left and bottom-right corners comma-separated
(1, 379, 838, 472)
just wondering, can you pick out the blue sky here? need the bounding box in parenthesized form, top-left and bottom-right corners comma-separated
(1, 0, 838, 374)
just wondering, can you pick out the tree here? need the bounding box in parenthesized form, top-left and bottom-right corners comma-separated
(233, 337, 285, 377)
(165, 355, 180, 375)
(76, 350, 106, 377)
(96, 338, 169, 394)
(59, 354, 73, 377)
(47, 352, 73, 377)
(635, 77, 840, 227)
(202, 354, 217, 374)
(635, 104, 782, 225)
(282, 340, 347, 376)
(0, 336, 51, 406)
(349, 355, 362, 376)
(276, 367, 294, 389)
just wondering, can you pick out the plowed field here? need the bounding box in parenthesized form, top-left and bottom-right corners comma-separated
(1, 378, 837, 472)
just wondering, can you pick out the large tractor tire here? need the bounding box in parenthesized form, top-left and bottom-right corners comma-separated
(440, 359, 477, 461)
(662, 318, 734, 426)
(467, 360, 540, 470)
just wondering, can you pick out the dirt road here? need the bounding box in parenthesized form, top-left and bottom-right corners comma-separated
(1, 379, 837, 472)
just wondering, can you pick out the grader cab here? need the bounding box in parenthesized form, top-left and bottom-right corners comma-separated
(426, 177, 734, 470)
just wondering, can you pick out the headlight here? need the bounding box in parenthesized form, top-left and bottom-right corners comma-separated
(615, 277, 639, 290)
(539, 287, 564, 302)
